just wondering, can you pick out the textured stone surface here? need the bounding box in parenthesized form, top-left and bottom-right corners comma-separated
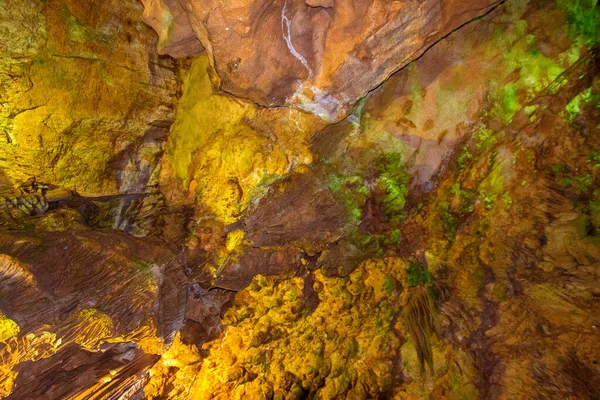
(145, 0, 600, 398)
(0, 210, 187, 397)
(159, 54, 325, 226)
(0, 0, 187, 396)
(141, 0, 204, 58)
(9, 343, 157, 400)
(0, 0, 179, 197)
(144, 0, 500, 121)
(2, 0, 600, 398)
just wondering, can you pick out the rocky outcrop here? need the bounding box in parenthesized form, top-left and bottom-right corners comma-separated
(142, 0, 500, 121)
(9, 343, 157, 400)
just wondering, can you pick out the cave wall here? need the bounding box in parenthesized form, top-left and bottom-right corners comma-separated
(146, 0, 600, 398)
(0, 0, 187, 397)
(0, 0, 186, 236)
(0, 0, 179, 196)
(0, 0, 599, 399)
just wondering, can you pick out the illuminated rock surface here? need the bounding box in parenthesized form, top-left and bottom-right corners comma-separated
(0, 0, 180, 237)
(1, 0, 600, 399)
(142, 0, 501, 121)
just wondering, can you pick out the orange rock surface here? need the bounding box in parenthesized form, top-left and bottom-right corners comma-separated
(143, 0, 500, 121)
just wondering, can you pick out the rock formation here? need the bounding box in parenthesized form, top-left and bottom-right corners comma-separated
(142, 0, 204, 58)
(1, 0, 600, 399)
(141, 0, 502, 121)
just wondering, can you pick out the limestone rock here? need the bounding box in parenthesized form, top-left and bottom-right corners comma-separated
(0, 0, 179, 198)
(2, 0, 600, 398)
(145, 0, 500, 121)
(160, 54, 325, 226)
(0, 214, 187, 397)
(145, 1, 600, 398)
(243, 169, 347, 248)
(9, 343, 158, 400)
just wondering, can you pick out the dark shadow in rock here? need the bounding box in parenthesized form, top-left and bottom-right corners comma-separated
(179, 284, 235, 347)
(242, 168, 347, 248)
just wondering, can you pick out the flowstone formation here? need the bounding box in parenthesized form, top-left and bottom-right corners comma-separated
(1, 0, 600, 399)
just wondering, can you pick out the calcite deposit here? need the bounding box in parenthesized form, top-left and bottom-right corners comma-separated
(1, 0, 599, 399)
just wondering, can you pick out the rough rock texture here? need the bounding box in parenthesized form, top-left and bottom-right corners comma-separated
(0, 0, 189, 397)
(10, 343, 157, 400)
(2, 0, 600, 399)
(159, 54, 326, 226)
(144, 0, 501, 121)
(144, 0, 600, 398)
(0, 0, 179, 198)
(0, 0, 187, 237)
(0, 209, 187, 397)
(141, 0, 204, 58)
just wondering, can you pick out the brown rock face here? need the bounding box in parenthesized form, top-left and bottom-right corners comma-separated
(144, 0, 499, 120)
(0, 212, 187, 398)
(141, 0, 204, 58)
(243, 169, 347, 248)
